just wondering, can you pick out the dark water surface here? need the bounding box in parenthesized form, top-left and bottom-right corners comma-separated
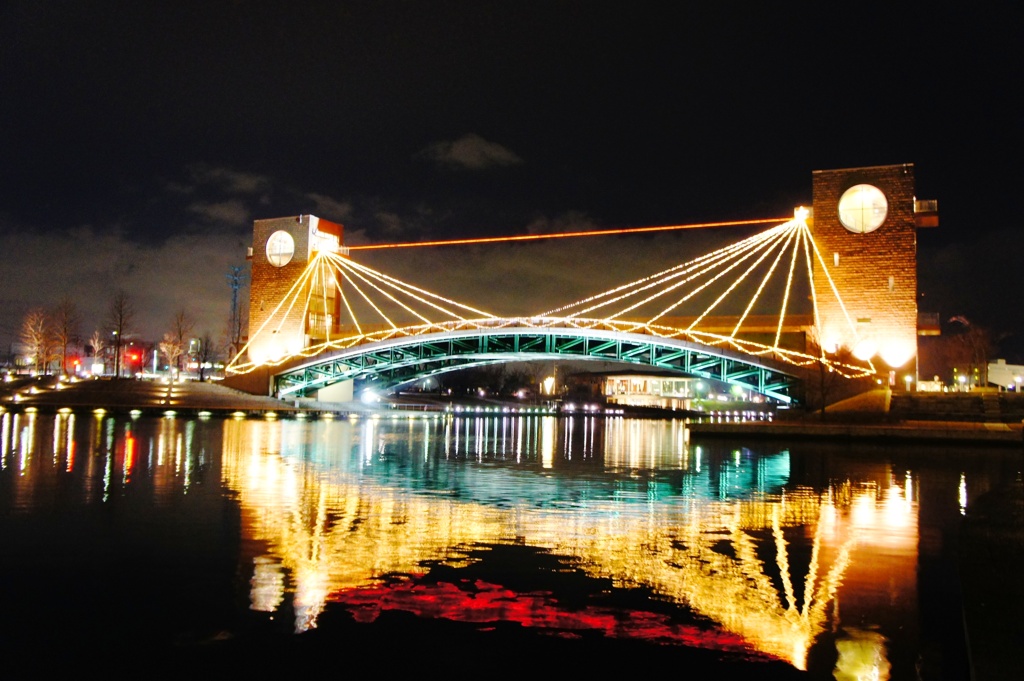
(0, 411, 1018, 679)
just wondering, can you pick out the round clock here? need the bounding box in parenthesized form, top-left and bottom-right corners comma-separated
(837, 184, 888, 234)
(266, 230, 295, 267)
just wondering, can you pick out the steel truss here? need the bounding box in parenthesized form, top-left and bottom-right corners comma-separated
(274, 327, 799, 403)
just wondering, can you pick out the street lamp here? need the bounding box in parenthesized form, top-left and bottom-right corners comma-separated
(111, 330, 121, 378)
(904, 375, 913, 392)
(957, 374, 967, 392)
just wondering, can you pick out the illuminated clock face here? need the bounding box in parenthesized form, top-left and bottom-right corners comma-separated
(837, 184, 888, 234)
(266, 230, 295, 267)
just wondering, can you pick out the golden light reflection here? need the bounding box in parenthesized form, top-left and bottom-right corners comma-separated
(219, 419, 919, 669)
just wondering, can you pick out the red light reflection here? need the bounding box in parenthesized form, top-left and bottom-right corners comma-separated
(331, 576, 779, 663)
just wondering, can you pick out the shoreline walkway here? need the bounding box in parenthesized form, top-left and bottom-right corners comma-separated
(3, 378, 1022, 445)
(689, 388, 1023, 445)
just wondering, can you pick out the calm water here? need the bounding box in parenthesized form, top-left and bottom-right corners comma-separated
(0, 410, 1017, 678)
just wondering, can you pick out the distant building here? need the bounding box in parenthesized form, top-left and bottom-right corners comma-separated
(594, 370, 697, 410)
(988, 359, 1023, 391)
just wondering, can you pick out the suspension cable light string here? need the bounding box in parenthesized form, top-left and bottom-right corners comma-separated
(544, 222, 790, 319)
(796, 225, 875, 377)
(773, 223, 805, 349)
(330, 253, 478, 330)
(802, 223, 862, 353)
(590, 225, 788, 323)
(335, 256, 441, 328)
(333, 261, 402, 330)
(809, 530, 855, 624)
(315, 255, 332, 342)
(339, 256, 491, 319)
(729, 222, 802, 339)
(345, 217, 791, 251)
(603, 233, 771, 323)
(650, 223, 794, 327)
(226, 254, 322, 370)
(798, 226, 825, 359)
(647, 223, 795, 327)
(540, 222, 786, 319)
(335, 256, 433, 326)
(593, 223, 789, 323)
(334, 265, 483, 338)
(330, 258, 364, 336)
(327, 250, 495, 319)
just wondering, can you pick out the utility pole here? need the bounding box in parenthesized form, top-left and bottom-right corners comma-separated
(226, 265, 249, 349)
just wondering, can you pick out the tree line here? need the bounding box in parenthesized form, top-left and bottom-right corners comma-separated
(14, 289, 222, 380)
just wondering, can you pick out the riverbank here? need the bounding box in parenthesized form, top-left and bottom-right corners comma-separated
(688, 389, 1024, 446)
(4, 379, 1022, 446)
(686, 418, 1023, 445)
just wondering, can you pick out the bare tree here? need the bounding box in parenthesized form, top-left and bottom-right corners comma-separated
(194, 332, 217, 382)
(50, 295, 80, 375)
(803, 326, 866, 417)
(87, 330, 106, 371)
(106, 290, 136, 378)
(20, 308, 50, 374)
(159, 309, 194, 376)
(948, 316, 997, 388)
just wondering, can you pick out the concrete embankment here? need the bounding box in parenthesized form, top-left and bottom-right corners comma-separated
(687, 418, 1023, 445)
(687, 388, 1024, 445)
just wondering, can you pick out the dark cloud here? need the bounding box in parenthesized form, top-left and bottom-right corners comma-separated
(417, 133, 524, 171)
(188, 166, 272, 196)
(0, 222, 248, 342)
(186, 199, 251, 227)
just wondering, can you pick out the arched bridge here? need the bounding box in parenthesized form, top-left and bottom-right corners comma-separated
(230, 204, 916, 404)
(273, 319, 802, 403)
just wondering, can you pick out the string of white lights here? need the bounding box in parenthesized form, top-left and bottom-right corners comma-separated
(680, 221, 797, 331)
(773, 224, 804, 349)
(650, 223, 794, 324)
(540, 223, 788, 318)
(606, 228, 785, 322)
(333, 256, 437, 328)
(731, 225, 801, 339)
(333, 262, 363, 335)
(804, 226, 861, 347)
(542, 225, 784, 328)
(328, 252, 495, 320)
(228, 256, 321, 366)
(333, 261, 402, 330)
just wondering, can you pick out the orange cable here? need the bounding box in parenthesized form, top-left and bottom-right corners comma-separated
(346, 217, 790, 251)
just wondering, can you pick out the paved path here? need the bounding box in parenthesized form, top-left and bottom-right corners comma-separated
(1, 376, 299, 415)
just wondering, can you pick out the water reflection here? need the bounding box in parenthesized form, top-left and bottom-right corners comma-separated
(217, 414, 917, 673)
(2, 410, 1006, 678)
(0, 409, 216, 508)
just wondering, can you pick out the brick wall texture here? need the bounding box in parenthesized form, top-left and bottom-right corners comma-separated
(811, 164, 918, 367)
(248, 216, 316, 361)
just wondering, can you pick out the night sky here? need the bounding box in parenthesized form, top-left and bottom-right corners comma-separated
(1, 2, 1021, 362)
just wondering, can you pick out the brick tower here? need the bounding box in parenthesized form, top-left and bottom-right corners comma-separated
(246, 215, 344, 365)
(810, 164, 927, 371)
